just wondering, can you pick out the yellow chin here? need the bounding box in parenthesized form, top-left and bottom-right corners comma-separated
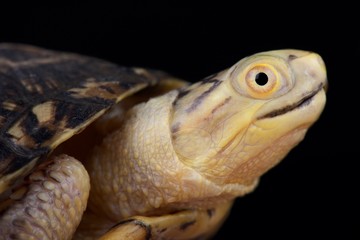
(217, 89, 326, 185)
(249, 89, 326, 162)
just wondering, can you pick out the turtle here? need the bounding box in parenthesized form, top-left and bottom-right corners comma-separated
(0, 43, 327, 240)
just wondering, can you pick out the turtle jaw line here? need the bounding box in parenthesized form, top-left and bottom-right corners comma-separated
(258, 83, 325, 119)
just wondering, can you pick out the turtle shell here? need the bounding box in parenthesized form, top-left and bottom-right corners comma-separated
(0, 43, 167, 194)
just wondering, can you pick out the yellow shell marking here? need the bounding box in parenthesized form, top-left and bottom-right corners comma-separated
(32, 101, 56, 124)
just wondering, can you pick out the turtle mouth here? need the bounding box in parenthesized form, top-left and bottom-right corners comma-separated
(258, 83, 325, 119)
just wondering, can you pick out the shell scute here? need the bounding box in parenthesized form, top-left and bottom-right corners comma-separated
(0, 43, 166, 193)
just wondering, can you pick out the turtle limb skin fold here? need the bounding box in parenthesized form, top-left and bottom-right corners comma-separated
(99, 201, 232, 240)
(0, 154, 90, 240)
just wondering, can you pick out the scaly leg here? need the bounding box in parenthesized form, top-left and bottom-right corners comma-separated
(0, 154, 90, 240)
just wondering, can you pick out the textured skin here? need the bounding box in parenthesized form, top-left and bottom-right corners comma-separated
(0, 154, 89, 240)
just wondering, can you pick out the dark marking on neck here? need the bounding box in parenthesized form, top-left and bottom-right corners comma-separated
(186, 80, 222, 113)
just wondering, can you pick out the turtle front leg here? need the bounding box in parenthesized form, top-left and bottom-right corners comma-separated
(99, 201, 232, 240)
(0, 154, 90, 240)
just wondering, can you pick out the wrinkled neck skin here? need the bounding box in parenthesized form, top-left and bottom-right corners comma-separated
(87, 90, 259, 222)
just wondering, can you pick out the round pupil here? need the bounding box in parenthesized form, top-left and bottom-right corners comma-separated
(255, 72, 268, 86)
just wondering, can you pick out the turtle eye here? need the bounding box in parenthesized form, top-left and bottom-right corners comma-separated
(245, 64, 279, 98)
(231, 56, 294, 99)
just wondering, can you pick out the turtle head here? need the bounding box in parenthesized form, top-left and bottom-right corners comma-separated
(171, 49, 327, 186)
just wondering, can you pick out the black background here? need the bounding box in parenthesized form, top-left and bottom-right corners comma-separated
(0, 2, 358, 239)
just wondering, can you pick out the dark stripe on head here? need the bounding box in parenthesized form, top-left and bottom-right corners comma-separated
(201, 74, 219, 85)
(258, 83, 324, 119)
(172, 89, 191, 106)
(211, 96, 232, 115)
(186, 80, 222, 113)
